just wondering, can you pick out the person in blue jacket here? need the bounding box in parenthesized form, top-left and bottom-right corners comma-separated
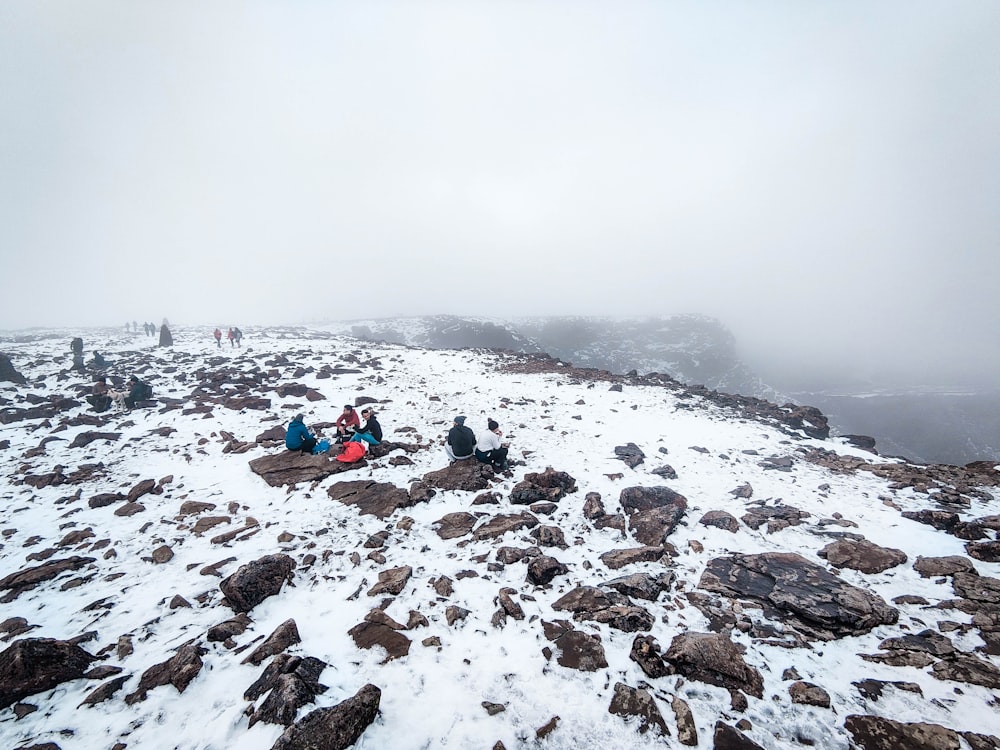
(285, 414, 318, 453)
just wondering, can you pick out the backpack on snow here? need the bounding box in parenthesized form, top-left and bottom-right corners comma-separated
(335, 440, 367, 463)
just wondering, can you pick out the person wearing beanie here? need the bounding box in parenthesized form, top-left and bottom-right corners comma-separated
(285, 413, 318, 453)
(475, 418, 508, 471)
(445, 415, 476, 462)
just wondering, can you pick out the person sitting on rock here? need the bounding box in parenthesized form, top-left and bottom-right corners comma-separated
(475, 418, 509, 471)
(350, 407, 382, 446)
(285, 414, 318, 453)
(335, 404, 361, 441)
(89, 376, 112, 412)
(445, 415, 476, 462)
(91, 351, 108, 369)
(124, 375, 152, 409)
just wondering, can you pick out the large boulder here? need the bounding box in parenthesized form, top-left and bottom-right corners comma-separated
(250, 451, 365, 487)
(699, 552, 898, 640)
(220, 554, 295, 613)
(818, 539, 908, 574)
(0, 353, 26, 385)
(0, 556, 95, 602)
(0, 638, 96, 708)
(619, 486, 687, 546)
(844, 715, 963, 750)
(328, 480, 416, 519)
(663, 632, 763, 698)
(271, 683, 381, 750)
(422, 460, 497, 492)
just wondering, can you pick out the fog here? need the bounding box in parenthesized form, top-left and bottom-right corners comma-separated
(2, 1, 998, 388)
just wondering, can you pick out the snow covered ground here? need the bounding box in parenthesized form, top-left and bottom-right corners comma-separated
(1, 325, 998, 750)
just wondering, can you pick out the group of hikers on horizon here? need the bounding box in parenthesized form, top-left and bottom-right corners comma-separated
(285, 407, 508, 471)
(213, 327, 243, 347)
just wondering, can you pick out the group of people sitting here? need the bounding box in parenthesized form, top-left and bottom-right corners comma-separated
(446, 415, 509, 471)
(285, 404, 382, 456)
(88, 375, 153, 412)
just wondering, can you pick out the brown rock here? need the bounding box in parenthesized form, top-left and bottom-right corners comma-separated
(819, 538, 907, 573)
(664, 632, 763, 698)
(348, 622, 410, 662)
(913, 555, 977, 578)
(367, 566, 412, 597)
(608, 682, 668, 735)
(243, 619, 301, 666)
(0, 638, 97, 708)
(844, 714, 962, 750)
(125, 640, 206, 704)
(789, 680, 831, 707)
(220, 554, 295, 613)
(271, 683, 381, 750)
(699, 510, 740, 533)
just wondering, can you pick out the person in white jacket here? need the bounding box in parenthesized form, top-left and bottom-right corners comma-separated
(474, 419, 508, 471)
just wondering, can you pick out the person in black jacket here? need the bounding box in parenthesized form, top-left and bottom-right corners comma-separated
(350, 407, 382, 446)
(445, 415, 476, 462)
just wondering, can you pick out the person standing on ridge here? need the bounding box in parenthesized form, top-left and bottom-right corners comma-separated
(213, 328, 222, 347)
(445, 415, 476, 462)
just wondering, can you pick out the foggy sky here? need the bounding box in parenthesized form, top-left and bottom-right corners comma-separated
(1, 1, 998, 386)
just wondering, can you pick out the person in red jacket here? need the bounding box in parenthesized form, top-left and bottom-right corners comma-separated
(213, 328, 222, 347)
(335, 404, 361, 441)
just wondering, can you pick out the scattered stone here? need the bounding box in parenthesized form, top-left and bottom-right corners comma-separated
(348, 623, 410, 662)
(220, 554, 295, 613)
(913, 556, 977, 578)
(789, 680, 831, 707)
(243, 619, 301, 666)
(699, 510, 740, 533)
(271, 683, 381, 750)
(367, 566, 412, 597)
(844, 714, 963, 750)
(664, 632, 763, 698)
(608, 682, 669, 735)
(818, 538, 907, 573)
(0, 638, 96, 708)
(124, 640, 206, 704)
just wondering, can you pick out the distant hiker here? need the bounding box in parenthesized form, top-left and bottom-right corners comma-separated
(285, 413, 318, 454)
(124, 375, 153, 409)
(350, 407, 382, 446)
(475, 418, 509, 471)
(335, 404, 361, 441)
(445, 415, 476, 462)
(213, 328, 222, 347)
(70, 337, 85, 372)
(159, 324, 173, 347)
(227, 328, 236, 347)
(233, 327, 243, 346)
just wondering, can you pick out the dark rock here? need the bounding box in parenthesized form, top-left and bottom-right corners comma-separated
(699, 510, 740, 533)
(650, 464, 677, 479)
(206, 613, 251, 642)
(614, 443, 645, 468)
(953, 571, 1000, 604)
(367, 566, 412, 596)
(852, 679, 923, 701)
(69, 431, 120, 449)
(243, 619, 302, 666)
(530, 524, 568, 549)
(348, 622, 410, 662)
(421, 460, 496, 492)
(730, 483, 753, 498)
(713, 721, 765, 750)
(433, 512, 477, 540)
(0, 353, 27, 385)
(699, 552, 898, 640)
(844, 714, 962, 750)
(931, 652, 1000, 689)
(246, 654, 328, 728)
(818, 539, 907, 573)
(79, 675, 129, 707)
(663, 632, 763, 698)
(618, 486, 687, 546)
(902, 510, 960, 532)
(913, 556, 977, 578)
(551, 586, 653, 632)
(599, 546, 668, 569)
(271, 683, 381, 750)
(328, 480, 415, 520)
(125, 640, 206, 704)
(608, 682, 668, 735)
(967, 541, 1000, 563)
(88, 492, 124, 509)
(630, 635, 669, 678)
(526, 555, 568, 586)
(554, 629, 608, 672)
(0, 638, 97, 708)
(605, 572, 673, 601)
(741, 503, 809, 532)
(0, 556, 95, 601)
(788, 680, 831, 707)
(249, 451, 365, 488)
(473, 512, 540, 541)
(672, 696, 698, 746)
(220, 554, 295, 613)
(582, 492, 605, 519)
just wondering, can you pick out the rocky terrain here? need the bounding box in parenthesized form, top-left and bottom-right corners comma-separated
(1, 326, 999, 750)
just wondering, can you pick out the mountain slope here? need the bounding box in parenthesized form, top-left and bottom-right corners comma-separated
(1, 326, 999, 750)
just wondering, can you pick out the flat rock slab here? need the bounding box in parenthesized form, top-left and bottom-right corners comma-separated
(272, 683, 381, 750)
(328, 480, 415, 520)
(0, 556, 95, 601)
(699, 552, 898, 640)
(422, 460, 497, 492)
(0, 638, 97, 709)
(249, 452, 366, 487)
(819, 538, 908, 574)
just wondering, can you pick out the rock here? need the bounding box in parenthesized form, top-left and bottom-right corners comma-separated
(552, 628, 607, 671)
(608, 682, 668, 735)
(582, 492, 605, 519)
(348, 622, 410, 662)
(433, 512, 477, 540)
(0, 638, 97, 708)
(967, 541, 1000, 563)
(125, 640, 206, 704)
(367, 566, 412, 597)
(243, 619, 302, 666)
(421, 461, 496, 492)
(818, 539, 907, 573)
(664, 632, 763, 698)
(552, 586, 653, 632)
(650, 464, 677, 479)
(473, 512, 540, 541)
(249, 451, 365, 487)
(271, 683, 381, 750)
(672, 696, 698, 746)
(114, 502, 145, 517)
(510, 468, 578, 504)
(741, 503, 809, 532)
(713, 721, 765, 749)
(699, 510, 740, 533)
(931, 652, 1000, 689)
(0, 556, 95, 601)
(206, 613, 251, 642)
(88, 492, 124, 508)
(844, 714, 963, 750)
(69, 431, 120, 448)
(604, 572, 673, 601)
(599, 546, 668, 569)
(530, 524, 568, 549)
(79, 675, 129, 707)
(246, 654, 328, 728)
(699, 552, 898, 640)
(630, 635, 669, 678)
(0, 353, 27, 385)
(445, 606, 470, 625)
(913, 555, 977, 578)
(789, 681, 831, 707)
(852, 679, 923, 701)
(150, 545, 174, 564)
(730, 483, 753, 498)
(220, 554, 295, 613)
(619, 486, 687, 546)
(526, 555, 568, 586)
(614, 443, 645, 468)
(328, 480, 417, 520)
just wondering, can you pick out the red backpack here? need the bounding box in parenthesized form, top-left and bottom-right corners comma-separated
(336, 441, 367, 463)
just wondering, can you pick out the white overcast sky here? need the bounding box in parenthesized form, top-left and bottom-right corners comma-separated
(1, 1, 998, 384)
